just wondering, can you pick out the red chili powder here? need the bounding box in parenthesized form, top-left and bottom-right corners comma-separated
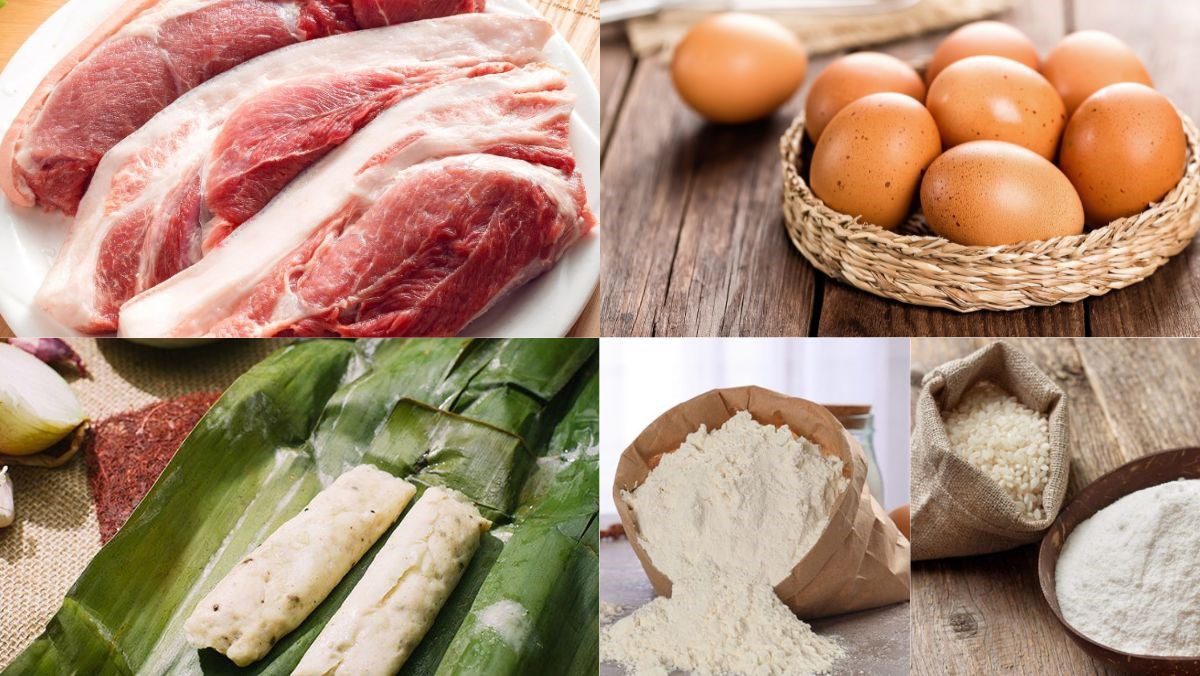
(84, 391, 221, 543)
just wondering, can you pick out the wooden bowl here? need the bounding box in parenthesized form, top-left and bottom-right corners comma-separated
(1038, 447, 1200, 674)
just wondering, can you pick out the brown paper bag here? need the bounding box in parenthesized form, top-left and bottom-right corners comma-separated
(613, 386, 910, 619)
(911, 342, 1070, 561)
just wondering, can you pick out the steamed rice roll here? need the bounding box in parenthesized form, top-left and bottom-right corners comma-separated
(185, 464, 415, 666)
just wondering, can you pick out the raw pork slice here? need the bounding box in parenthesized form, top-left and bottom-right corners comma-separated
(200, 60, 516, 252)
(0, 0, 483, 214)
(118, 64, 594, 338)
(36, 15, 552, 334)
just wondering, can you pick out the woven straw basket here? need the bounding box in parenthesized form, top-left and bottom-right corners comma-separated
(780, 110, 1200, 312)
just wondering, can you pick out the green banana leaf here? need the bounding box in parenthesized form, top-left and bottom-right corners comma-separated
(436, 369, 601, 676)
(5, 338, 598, 676)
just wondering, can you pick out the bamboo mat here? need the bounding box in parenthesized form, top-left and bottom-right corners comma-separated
(536, 0, 600, 81)
(0, 0, 600, 338)
(0, 339, 280, 668)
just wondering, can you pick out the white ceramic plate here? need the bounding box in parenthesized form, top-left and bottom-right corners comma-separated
(0, 0, 600, 338)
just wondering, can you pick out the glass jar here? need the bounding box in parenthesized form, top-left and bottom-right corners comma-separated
(827, 405, 884, 505)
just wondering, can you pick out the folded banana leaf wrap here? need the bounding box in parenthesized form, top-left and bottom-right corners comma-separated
(5, 338, 599, 676)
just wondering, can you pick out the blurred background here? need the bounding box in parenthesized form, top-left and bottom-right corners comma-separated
(600, 338, 909, 513)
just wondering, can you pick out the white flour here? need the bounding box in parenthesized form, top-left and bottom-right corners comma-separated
(600, 601, 626, 624)
(601, 411, 848, 675)
(1056, 479, 1200, 656)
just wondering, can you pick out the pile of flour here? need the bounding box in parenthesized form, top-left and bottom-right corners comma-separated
(1056, 479, 1200, 656)
(601, 411, 848, 675)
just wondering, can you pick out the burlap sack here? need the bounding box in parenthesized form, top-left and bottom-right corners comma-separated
(911, 342, 1069, 561)
(613, 386, 910, 619)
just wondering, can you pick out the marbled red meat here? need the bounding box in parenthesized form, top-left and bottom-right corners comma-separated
(0, 0, 484, 213)
(35, 15, 548, 334)
(118, 64, 594, 338)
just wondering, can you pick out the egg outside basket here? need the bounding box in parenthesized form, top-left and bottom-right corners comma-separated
(780, 110, 1200, 312)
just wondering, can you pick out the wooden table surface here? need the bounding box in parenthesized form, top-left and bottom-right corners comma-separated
(0, 0, 600, 338)
(910, 337, 1200, 674)
(601, 0, 1200, 337)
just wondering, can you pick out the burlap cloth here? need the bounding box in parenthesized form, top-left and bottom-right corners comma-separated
(911, 342, 1069, 561)
(0, 339, 282, 668)
(623, 0, 1016, 57)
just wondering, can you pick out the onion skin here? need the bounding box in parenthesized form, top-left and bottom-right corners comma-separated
(7, 338, 89, 377)
(0, 344, 87, 456)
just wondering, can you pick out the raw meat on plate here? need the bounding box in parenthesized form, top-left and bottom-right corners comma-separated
(0, 0, 483, 214)
(36, 14, 552, 333)
(201, 60, 516, 252)
(118, 64, 594, 337)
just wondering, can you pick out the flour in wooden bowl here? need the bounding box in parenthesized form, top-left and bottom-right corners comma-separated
(601, 411, 848, 675)
(1056, 479, 1200, 657)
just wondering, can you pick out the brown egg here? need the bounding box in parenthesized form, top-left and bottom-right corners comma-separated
(1042, 30, 1153, 115)
(921, 140, 1084, 246)
(671, 13, 808, 124)
(804, 52, 926, 143)
(811, 93, 941, 230)
(889, 504, 910, 540)
(1060, 83, 1187, 225)
(926, 56, 1066, 160)
(926, 20, 1040, 86)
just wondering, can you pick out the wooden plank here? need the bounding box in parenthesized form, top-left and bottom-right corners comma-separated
(653, 58, 823, 336)
(816, 0, 1081, 337)
(600, 23, 634, 157)
(1076, 338, 1200, 458)
(910, 336, 1124, 676)
(819, 288, 1084, 337)
(1080, 0, 1200, 335)
(598, 55, 701, 336)
(913, 547, 1114, 675)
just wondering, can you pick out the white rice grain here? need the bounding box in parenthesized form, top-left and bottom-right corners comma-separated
(943, 382, 1052, 520)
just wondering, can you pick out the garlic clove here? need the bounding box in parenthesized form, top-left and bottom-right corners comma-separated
(0, 466, 13, 528)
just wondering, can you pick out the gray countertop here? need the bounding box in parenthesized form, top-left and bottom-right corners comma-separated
(599, 516, 909, 676)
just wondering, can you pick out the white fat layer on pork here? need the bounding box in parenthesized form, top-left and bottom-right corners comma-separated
(183, 465, 415, 668)
(36, 14, 552, 330)
(118, 64, 577, 337)
(292, 487, 492, 676)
